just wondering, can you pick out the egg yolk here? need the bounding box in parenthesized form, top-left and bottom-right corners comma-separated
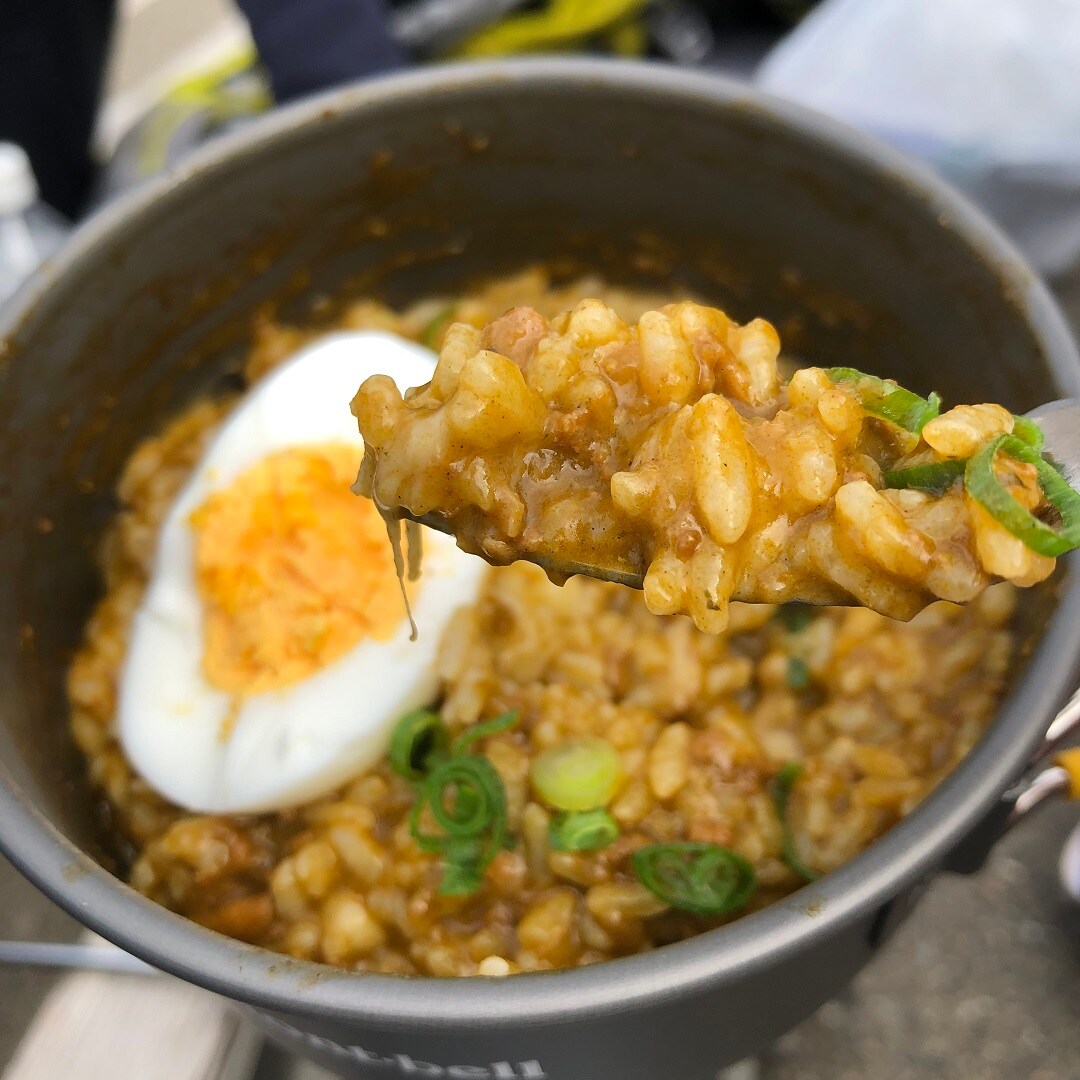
(190, 441, 406, 696)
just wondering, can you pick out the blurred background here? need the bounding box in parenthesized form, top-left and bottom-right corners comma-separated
(1, 1, 1079, 1078)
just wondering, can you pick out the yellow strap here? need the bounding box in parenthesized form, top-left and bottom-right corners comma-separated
(603, 16, 649, 57)
(165, 46, 262, 106)
(137, 48, 270, 175)
(454, 0, 649, 57)
(1056, 746, 1080, 798)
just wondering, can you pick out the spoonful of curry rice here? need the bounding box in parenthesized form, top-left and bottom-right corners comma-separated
(351, 300, 1080, 632)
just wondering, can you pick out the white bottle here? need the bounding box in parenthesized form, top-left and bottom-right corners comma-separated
(0, 142, 70, 305)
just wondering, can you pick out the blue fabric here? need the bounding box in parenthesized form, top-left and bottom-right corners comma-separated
(237, 0, 407, 103)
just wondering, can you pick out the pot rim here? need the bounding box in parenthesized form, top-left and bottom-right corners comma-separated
(1, 57, 1079, 1029)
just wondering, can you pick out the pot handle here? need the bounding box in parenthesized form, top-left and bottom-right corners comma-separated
(0, 939, 155, 974)
(1011, 685, 1080, 822)
(947, 687, 1080, 874)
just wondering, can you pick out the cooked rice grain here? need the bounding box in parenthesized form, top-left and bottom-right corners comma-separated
(68, 272, 1016, 975)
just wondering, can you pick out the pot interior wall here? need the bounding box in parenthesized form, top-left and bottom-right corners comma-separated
(0, 73, 1068, 862)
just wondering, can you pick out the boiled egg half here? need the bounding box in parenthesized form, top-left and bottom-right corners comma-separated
(118, 331, 485, 813)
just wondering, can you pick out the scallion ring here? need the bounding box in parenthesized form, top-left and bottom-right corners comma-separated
(965, 434, 1080, 557)
(549, 808, 620, 852)
(419, 304, 456, 350)
(531, 736, 623, 812)
(1011, 414, 1046, 451)
(884, 459, 966, 496)
(389, 709, 449, 781)
(409, 755, 508, 895)
(775, 603, 815, 633)
(771, 763, 819, 883)
(453, 710, 520, 757)
(631, 842, 757, 917)
(428, 758, 502, 838)
(786, 657, 810, 691)
(825, 367, 941, 433)
(437, 838, 486, 896)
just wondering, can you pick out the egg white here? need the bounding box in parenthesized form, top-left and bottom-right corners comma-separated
(118, 331, 485, 813)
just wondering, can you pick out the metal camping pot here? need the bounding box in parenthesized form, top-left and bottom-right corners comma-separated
(0, 61, 1078, 1080)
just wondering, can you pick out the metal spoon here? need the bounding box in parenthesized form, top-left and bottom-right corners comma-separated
(397, 399, 1080, 594)
(1026, 399, 1080, 489)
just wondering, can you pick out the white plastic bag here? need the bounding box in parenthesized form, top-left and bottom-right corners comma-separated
(756, 0, 1080, 275)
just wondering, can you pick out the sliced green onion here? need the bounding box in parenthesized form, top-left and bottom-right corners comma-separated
(389, 709, 449, 781)
(825, 367, 941, 433)
(419, 304, 456, 350)
(438, 838, 487, 896)
(530, 736, 623, 811)
(825, 366, 871, 383)
(631, 842, 757, 916)
(884, 459, 966, 496)
(453, 710, 520, 757)
(771, 763, 819, 883)
(786, 657, 810, 690)
(428, 759, 499, 837)
(965, 434, 1080, 557)
(901, 391, 942, 432)
(410, 756, 508, 895)
(549, 809, 619, 852)
(1011, 414, 1046, 451)
(775, 603, 815, 633)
